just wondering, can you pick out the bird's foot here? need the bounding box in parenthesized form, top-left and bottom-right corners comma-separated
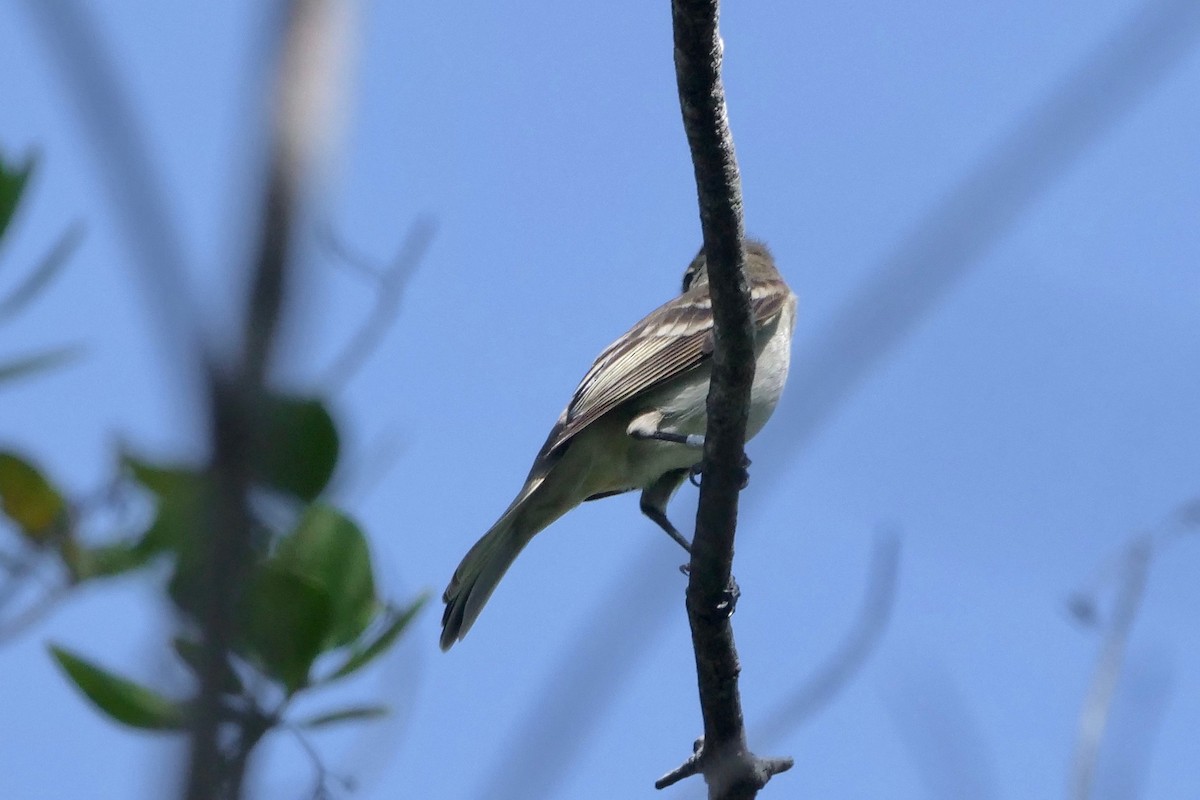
(718, 575, 741, 616)
(677, 565, 741, 618)
(688, 453, 751, 489)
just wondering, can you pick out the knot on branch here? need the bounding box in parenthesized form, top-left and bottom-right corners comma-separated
(655, 736, 793, 796)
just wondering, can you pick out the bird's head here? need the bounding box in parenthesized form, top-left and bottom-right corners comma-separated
(681, 240, 775, 293)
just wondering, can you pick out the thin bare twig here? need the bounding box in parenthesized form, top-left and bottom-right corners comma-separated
(0, 581, 72, 643)
(319, 218, 436, 391)
(1069, 540, 1150, 800)
(885, 663, 998, 800)
(0, 546, 43, 615)
(1068, 497, 1199, 800)
(286, 723, 355, 800)
(0, 221, 85, 322)
(756, 532, 900, 747)
(330, 427, 406, 505)
(315, 222, 385, 282)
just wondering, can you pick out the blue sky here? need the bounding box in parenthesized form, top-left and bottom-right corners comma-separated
(2, 1, 1198, 798)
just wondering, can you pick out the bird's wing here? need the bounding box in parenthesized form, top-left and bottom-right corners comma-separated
(526, 278, 791, 478)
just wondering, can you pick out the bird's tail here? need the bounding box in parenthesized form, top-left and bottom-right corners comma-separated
(440, 505, 534, 651)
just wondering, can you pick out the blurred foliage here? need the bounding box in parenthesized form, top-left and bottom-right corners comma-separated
(0, 167, 427, 782)
(0, 451, 68, 542)
(2, 397, 427, 737)
(50, 646, 188, 730)
(0, 153, 33, 242)
(255, 396, 340, 502)
(0, 147, 429, 800)
(0, 154, 82, 387)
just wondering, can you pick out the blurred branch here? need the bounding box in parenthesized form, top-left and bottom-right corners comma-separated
(331, 426, 406, 505)
(0, 221, 84, 322)
(778, 0, 1200, 457)
(185, 1, 352, 797)
(664, 0, 791, 797)
(287, 723, 354, 800)
(1068, 497, 1198, 800)
(0, 347, 83, 385)
(756, 532, 900, 747)
(0, 580, 71, 643)
(1069, 539, 1149, 800)
(20, 0, 203, 384)
(0, 544, 54, 633)
(318, 217, 436, 391)
(486, 2, 1200, 796)
(885, 662, 998, 800)
(316, 222, 385, 281)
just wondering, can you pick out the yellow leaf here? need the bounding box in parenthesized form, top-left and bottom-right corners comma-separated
(0, 451, 66, 540)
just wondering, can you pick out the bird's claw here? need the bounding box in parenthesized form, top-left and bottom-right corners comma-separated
(718, 576, 741, 616)
(688, 453, 751, 489)
(677, 564, 741, 618)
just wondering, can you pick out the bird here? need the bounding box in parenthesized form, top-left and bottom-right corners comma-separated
(440, 240, 796, 650)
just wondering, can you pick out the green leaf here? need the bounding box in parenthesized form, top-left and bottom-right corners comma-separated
(49, 645, 187, 731)
(0, 450, 67, 540)
(296, 705, 388, 729)
(120, 456, 214, 617)
(123, 455, 196, 499)
(120, 456, 208, 557)
(171, 637, 244, 695)
(237, 562, 333, 694)
(255, 395, 339, 501)
(69, 540, 158, 580)
(0, 156, 34, 243)
(325, 593, 429, 682)
(276, 504, 375, 650)
(0, 347, 82, 386)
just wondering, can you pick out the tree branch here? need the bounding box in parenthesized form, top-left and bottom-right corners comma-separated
(318, 217, 436, 391)
(184, 1, 351, 796)
(665, 1, 791, 797)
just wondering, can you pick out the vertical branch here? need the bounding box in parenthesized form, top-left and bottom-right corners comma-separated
(184, 172, 293, 800)
(184, 1, 351, 797)
(661, 1, 792, 797)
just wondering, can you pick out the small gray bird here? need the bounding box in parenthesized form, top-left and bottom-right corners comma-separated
(441, 241, 796, 650)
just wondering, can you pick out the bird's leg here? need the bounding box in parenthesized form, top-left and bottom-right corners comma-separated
(640, 469, 692, 554)
(641, 462, 741, 613)
(642, 503, 692, 554)
(630, 429, 705, 448)
(627, 411, 703, 448)
(629, 423, 711, 488)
